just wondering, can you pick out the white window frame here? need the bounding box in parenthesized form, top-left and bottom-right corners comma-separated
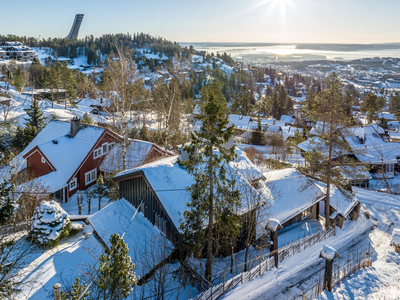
(108, 142, 115, 151)
(102, 143, 108, 154)
(69, 178, 77, 190)
(85, 168, 97, 185)
(93, 147, 102, 159)
(41, 156, 46, 164)
(386, 164, 394, 174)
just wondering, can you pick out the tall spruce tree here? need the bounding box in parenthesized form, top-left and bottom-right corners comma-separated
(97, 233, 137, 300)
(181, 89, 240, 282)
(23, 98, 45, 143)
(301, 73, 357, 228)
(251, 118, 265, 145)
(0, 180, 16, 225)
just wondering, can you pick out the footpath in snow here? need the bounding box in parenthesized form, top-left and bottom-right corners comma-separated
(223, 187, 400, 300)
(221, 211, 373, 300)
(317, 188, 400, 300)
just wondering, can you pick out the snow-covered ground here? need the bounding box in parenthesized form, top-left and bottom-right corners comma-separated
(316, 188, 400, 300)
(0, 83, 111, 128)
(18, 199, 196, 300)
(220, 211, 373, 300)
(219, 187, 400, 300)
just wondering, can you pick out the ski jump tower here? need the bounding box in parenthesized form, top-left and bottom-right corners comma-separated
(66, 14, 84, 39)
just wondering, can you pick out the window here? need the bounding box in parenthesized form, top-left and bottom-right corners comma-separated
(108, 142, 115, 151)
(85, 169, 97, 185)
(386, 164, 394, 174)
(102, 143, 108, 154)
(301, 207, 313, 219)
(70, 178, 77, 190)
(93, 148, 102, 159)
(41, 156, 46, 164)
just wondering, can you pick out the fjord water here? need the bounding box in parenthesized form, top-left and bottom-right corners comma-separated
(182, 43, 400, 61)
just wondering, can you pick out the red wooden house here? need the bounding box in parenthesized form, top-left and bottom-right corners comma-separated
(12, 118, 122, 202)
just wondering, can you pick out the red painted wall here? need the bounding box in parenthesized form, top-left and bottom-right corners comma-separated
(68, 130, 121, 197)
(26, 151, 54, 178)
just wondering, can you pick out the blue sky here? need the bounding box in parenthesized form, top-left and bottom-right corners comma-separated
(1, 0, 399, 43)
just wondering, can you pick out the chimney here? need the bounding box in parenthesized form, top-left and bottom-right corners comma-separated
(70, 117, 81, 138)
(178, 144, 190, 164)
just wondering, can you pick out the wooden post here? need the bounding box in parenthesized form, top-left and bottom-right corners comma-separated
(188, 289, 191, 299)
(241, 268, 243, 284)
(259, 258, 262, 276)
(266, 219, 282, 268)
(223, 271, 225, 294)
(310, 288, 313, 300)
(53, 283, 61, 300)
(320, 245, 340, 292)
(287, 287, 289, 300)
(231, 246, 234, 274)
(302, 289, 305, 300)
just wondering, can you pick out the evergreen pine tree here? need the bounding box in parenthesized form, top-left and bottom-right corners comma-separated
(97, 233, 137, 300)
(251, 118, 265, 145)
(12, 126, 27, 152)
(61, 277, 91, 300)
(82, 112, 94, 125)
(23, 98, 45, 143)
(0, 181, 16, 225)
(13, 67, 25, 92)
(181, 89, 240, 282)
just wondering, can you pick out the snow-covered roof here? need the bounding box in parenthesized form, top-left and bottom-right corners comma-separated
(377, 113, 396, 121)
(297, 136, 349, 159)
(282, 126, 303, 140)
(229, 114, 256, 130)
(265, 125, 281, 133)
(390, 228, 400, 247)
(114, 148, 268, 231)
(370, 124, 385, 134)
(263, 168, 325, 225)
(100, 140, 172, 174)
(387, 121, 400, 129)
(389, 131, 400, 140)
(76, 97, 111, 107)
(262, 119, 287, 128)
(335, 166, 372, 181)
(231, 148, 265, 182)
(344, 126, 400, 165)
(88, 199, 171, 275)
(310, 121, 332, 136)
(312, 180, 359, 218)
(12, 120, 106, 191)
(193, 104, 203, 116)
(280, 115, 295, 124)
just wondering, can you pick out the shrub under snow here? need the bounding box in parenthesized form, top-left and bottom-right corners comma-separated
(30, 200, 71, 246)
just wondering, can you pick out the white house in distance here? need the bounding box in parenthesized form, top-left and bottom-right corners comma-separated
(0, 41, 36, 61)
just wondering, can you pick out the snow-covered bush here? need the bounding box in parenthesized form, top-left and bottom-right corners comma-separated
(30, 200, 71, 247)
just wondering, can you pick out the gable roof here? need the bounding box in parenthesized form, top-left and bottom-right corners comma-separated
(263, 168, 325, 225)
(114, 148, 268, 231)
(100, 139, 173, 174)
(312, 180, 359, 218)
(297, 136, 350, 159)
(12, 120, 109, 192)
(344, 125, 400, 165)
